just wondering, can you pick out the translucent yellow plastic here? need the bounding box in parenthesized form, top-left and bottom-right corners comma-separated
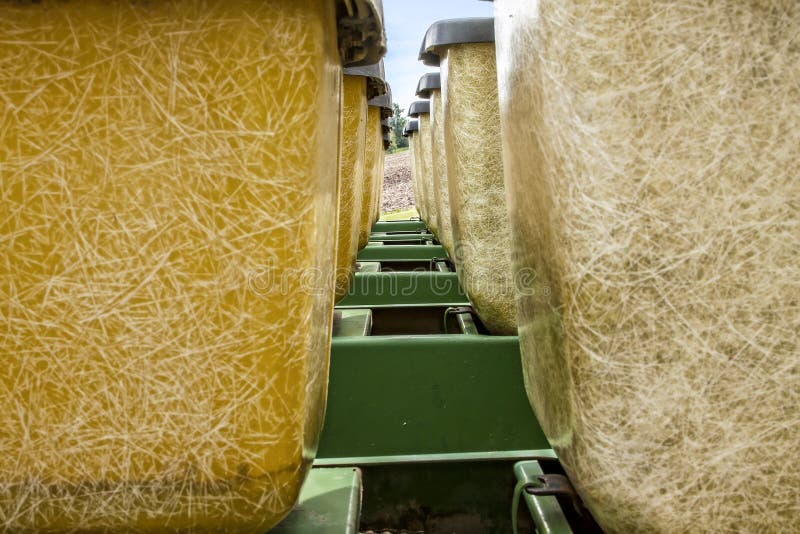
(370, 118, 385, 224)
(358, 107, 384, 249)
(417, 114, 439, 236)
(496, 0, 800, 532)
(409, 134, 424, 220)
(430, 89, 454, 256)
(334, 75, 368, 300)
(372, 150, 385, 222)
(0, 1, 340, 531)
(372, 162, 386, 222)
(441, 44, 516, 335)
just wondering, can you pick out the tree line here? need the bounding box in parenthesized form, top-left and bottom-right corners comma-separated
(387, 103, 408, 152)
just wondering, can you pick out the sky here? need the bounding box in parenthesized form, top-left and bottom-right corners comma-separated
(382, 0, 494, 114)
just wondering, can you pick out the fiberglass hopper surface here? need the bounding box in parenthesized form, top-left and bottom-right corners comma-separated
(334, 75, 368, 301)
(430, 89, 455, 257)
(409, 132, 424, 222)
(441, 41, 516, 335)
(417, 113, 439, 239)
(495, 0, 800, 532)
(0, 1, 344, 531)
(358, 106, 385, 250)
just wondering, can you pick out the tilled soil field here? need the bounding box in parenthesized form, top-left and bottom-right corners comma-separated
(381, 150, 414, 212)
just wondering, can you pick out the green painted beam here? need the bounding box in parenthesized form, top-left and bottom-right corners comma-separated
(357, 244, 446, 262)
(372, 219, 427, 232)
(368, 232, 434, 242)
(315, 450, 557, 468)
(336, 272, 468, 307)
(317, 335, 549, 458)
(306, 453, 564, 533)
(272, 467, 362, 533)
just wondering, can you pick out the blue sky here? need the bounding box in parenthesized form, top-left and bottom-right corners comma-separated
(383, 0, 494, 114)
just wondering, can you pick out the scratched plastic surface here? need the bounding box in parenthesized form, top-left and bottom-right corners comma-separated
(430, 89, 454, 256)
(334, 75, 367, 300)
(441, 43, 516, 335)
(0, 1, 340, 531)
(358, 107, 383, 249)
(372, 146, 385, 222)
(409, 133, 424, 221)
(495, 0, 800, 532)
(417, 113, 439, 238)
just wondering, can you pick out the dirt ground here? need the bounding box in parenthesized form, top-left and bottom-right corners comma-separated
(381, 150, 414, 212)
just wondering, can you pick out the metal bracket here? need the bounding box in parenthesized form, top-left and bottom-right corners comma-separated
(523, 474, 576, 499)
(443, 306, 479, 335)
(524, 473, 598, 526)
(429, 257, 456, 272)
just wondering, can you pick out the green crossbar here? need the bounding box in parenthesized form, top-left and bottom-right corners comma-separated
(336, 272, 468, 307)
(317, 335, 549, 458)
(372, 219, 427, 232)
(358, 244, 446, 262)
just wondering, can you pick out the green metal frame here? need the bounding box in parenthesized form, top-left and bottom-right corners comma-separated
(336, 272, 468, 307)
(372, 219, 427, 232)
(313, 452, 556, 533)
(299, 219, 587, 533)
(315, 450, 557, 468)
(369, 232, 434, 242)
(358, 244, 447, 261)
(317, 335, 548, 458)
